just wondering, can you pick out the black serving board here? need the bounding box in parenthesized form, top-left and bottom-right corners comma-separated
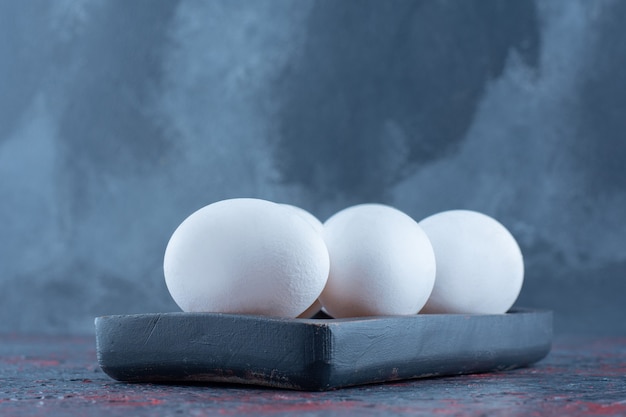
(95, 309, 552, 391)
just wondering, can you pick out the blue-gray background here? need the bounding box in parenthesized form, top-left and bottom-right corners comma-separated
(1, 0, 625, 335)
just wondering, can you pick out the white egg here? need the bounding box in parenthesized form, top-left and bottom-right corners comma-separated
(320, 204, 436, 318)
(418, 210, 524, 314)
(163, 198, 330, 317)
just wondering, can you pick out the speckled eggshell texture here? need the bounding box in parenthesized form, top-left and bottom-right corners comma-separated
(281, 204, 326, 318)
(163, 198, 330, 317)
(320, 204, 436, 318)
(419, 210, 524, 315)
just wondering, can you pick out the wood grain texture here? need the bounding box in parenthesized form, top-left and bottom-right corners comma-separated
(95, 309, 552, 390)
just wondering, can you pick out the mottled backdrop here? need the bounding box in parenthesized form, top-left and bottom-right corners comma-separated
(1, 0, 625, 335)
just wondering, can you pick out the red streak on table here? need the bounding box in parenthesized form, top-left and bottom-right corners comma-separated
(1, 334, 625, 417)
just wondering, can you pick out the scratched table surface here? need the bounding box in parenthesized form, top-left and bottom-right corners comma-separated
(1, 334, 625, 417)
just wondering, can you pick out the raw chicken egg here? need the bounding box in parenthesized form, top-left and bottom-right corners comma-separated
(419, 210, 524, 314)
(163, 198, 329, 317)
(320, 204, 436, 318)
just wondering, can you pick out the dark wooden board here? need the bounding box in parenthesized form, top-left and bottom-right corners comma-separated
(95, 308, 551, 391)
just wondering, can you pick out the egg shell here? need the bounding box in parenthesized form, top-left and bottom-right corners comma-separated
(419, 210, 524, 314)
(281, 204, 325, 235)
(297, 299, 322, 318)
(320, 204, 436, 318)
(281, 204, 326, 318)
(163, 198, 330, 317)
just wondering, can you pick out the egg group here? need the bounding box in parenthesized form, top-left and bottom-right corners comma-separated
(163, 199, 524, 318)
